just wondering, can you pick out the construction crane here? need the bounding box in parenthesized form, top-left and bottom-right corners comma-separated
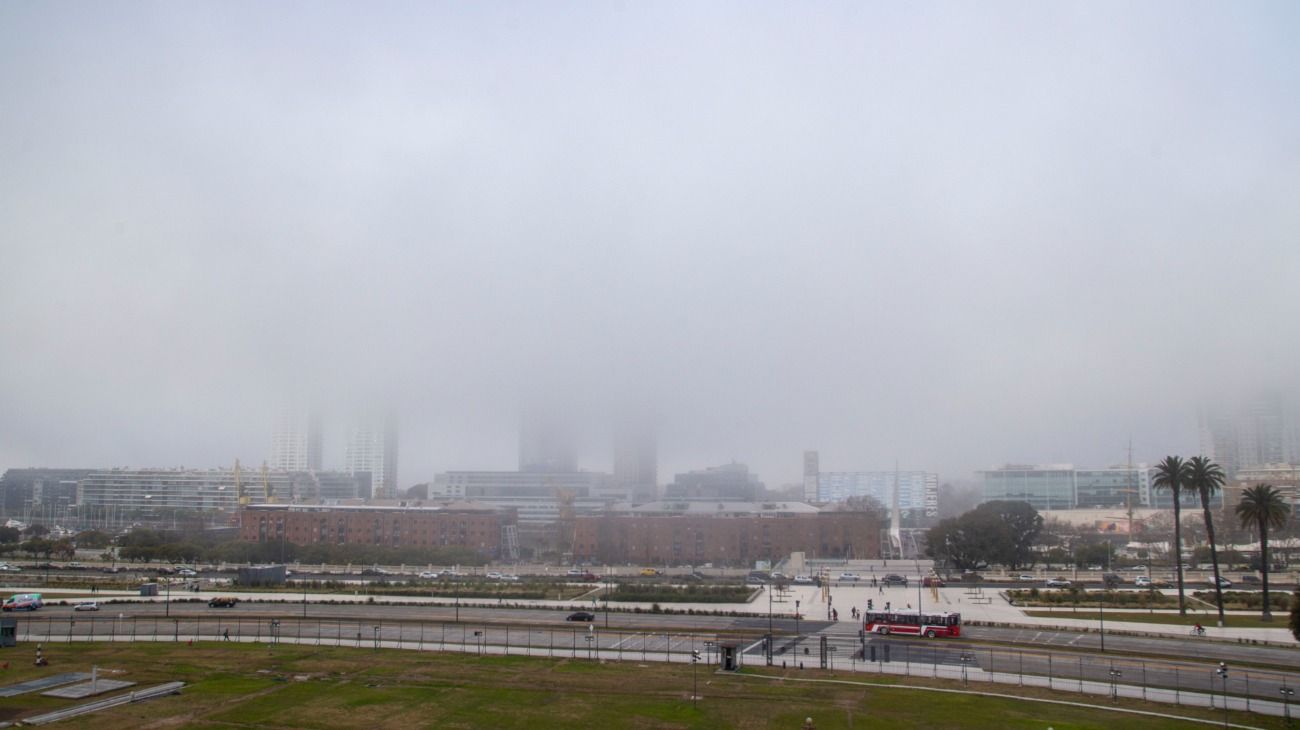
(236, 459, 249, 507)
(261, 461, 275, 503)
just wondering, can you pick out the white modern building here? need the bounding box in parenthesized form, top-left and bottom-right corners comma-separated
(345, 414, 399, 499)
(270, 402, 322, 472)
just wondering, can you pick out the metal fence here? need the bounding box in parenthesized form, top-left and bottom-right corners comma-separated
(13, 615, 1299, 721)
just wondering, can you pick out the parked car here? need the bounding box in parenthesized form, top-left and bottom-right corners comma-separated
(1045, 578, 1072, 588)
(881, 574, 908, 586)
(770, 572, 789, 582)
(74, 601, 100, 612)
(566, 611, 595, 622)
(921, 576, 945, 587)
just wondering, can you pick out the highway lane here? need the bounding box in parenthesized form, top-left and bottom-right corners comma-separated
(20, 603, 1298, 706)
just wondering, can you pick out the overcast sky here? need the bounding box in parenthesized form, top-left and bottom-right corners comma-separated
(2, 2, 1298, 488)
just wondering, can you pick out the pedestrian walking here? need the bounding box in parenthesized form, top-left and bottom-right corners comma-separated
(223, 628, 230, 641)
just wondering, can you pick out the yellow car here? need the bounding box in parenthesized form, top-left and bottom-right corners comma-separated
(639, 568, 661, 576)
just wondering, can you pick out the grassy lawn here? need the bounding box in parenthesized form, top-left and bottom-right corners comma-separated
(0, 642, 1290, 728)
(1021, 610, 1282, 629)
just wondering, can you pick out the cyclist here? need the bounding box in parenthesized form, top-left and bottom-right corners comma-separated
(1193, 623, 1205, 636)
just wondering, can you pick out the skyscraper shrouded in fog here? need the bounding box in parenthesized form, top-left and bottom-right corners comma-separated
(345, 413, 399, 499)
(271, 402, 322, 472)
(1199, 393, 1300, 478)
(803, 450, 820, 501)
(613, 418, 657, 502)
(518, 409, 577, 473)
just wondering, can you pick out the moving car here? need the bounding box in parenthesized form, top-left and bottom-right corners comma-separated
(566, 611, 595, 622)
(1135, 576, 1152, 588)
(1240, 575, 1261, 584)
(921, 576, 945, 587)
(1213, 576, 1233, 589)
(1045, 577, 1072, 588)
(881, 574, 908, 586)
(2, 593, 43, 611)
(177, 568, 197, 577)
(74, 601, 100, 612)
(793, 575, 815, 584)
(1016, 574, 1036, 582)
(838, 572, 860, 582)
(486, 572, 503, 580)
(418, 571, 440, 579)
(208, 596, 239, 608)
(640, 568, 661, 577)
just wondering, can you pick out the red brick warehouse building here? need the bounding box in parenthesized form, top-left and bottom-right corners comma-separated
(239, 503, 515, 558)
(572, 502, 882, 566)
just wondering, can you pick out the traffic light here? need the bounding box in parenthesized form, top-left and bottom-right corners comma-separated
(867, 599, 873, 610)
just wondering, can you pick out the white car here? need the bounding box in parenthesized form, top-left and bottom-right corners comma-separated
(486, 572, 503, 580)
(418, 571, 440, 579)
(1045, 578, 1072, 588)
(500, 574, 520, 582)
(1016, 574, 1035, 582)
(73, 601, 100, 612)
(1135, 576, 1152, 587)
(838, 572, 860, 581)
(177, 569, 197, 577)
(793, 575, 815, 584)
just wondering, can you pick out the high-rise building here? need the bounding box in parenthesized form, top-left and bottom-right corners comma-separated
(345, 413, 399, 499)
(613, 419, 657, 502)
(1199, 393, 1300, 478)
(270, 403, 322, 472)
(518, 410, 577, 473)
(803, 450, 820, 502)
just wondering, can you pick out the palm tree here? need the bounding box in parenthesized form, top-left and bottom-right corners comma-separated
(1235, 484, 1291, 621)
(1186, 456, 1227, 627)
(1151, 456, 1189, 615)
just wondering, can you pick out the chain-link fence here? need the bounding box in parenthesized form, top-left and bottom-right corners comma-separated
(14, 615, 1299, 720)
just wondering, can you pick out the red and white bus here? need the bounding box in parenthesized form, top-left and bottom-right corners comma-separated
(863, 610, 961, 638)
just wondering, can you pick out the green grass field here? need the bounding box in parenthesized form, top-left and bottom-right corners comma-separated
(0, 642, 1291, 728)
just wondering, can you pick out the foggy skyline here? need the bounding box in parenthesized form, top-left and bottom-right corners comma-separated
(3, 3, 1298, 489)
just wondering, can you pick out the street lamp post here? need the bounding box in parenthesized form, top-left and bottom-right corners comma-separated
(1099, 597, 1105, 652)
(767, 583, 773, 666)
(960, 653, 972, 686)
(165, 578, 171, 618)
(690, 649, 701, 709)
(1279, 685, 1293, 726)
(1109, 666, 1122, 703)
(795, 599, 801, 641)
(1217, 662, 1229, 729)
